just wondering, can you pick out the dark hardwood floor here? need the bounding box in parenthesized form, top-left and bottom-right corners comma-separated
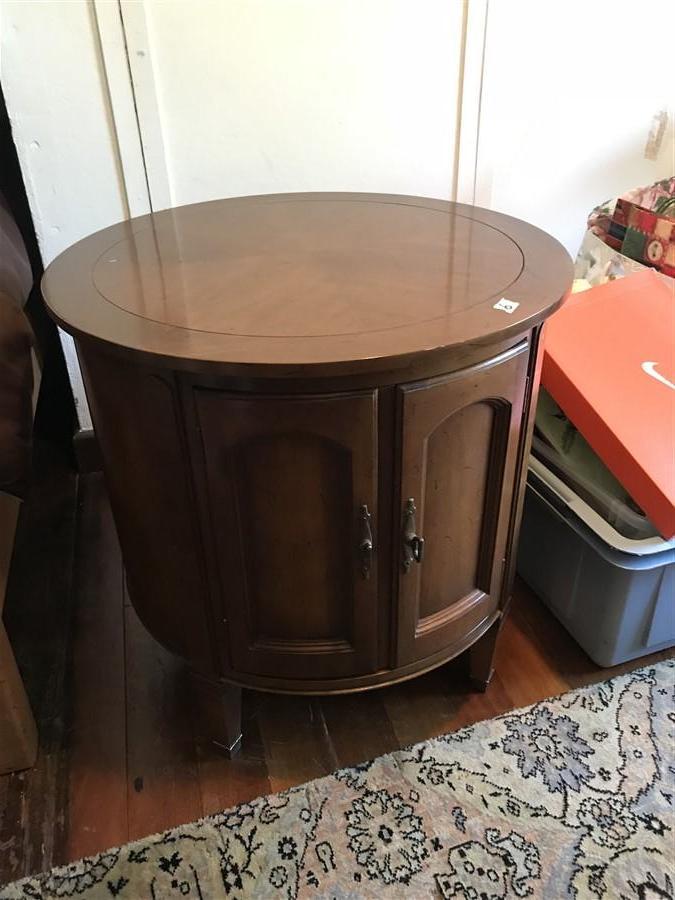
(1, 442, 672, 885)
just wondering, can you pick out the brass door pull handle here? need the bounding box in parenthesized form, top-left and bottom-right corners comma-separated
(359, 504, 374, 579)
(402, 498, 424, 572)
(409, 534, 425, 563)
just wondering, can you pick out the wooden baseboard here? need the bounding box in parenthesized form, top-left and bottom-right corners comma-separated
(73, 428, 102, 474)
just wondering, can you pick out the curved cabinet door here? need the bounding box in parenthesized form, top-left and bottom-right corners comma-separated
(395, 342, 529, 665)
(194, 389, 379, 681)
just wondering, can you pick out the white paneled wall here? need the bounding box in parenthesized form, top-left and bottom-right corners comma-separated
(139, 0, 466, 206)
(1, 0, 672, 427)
(476, 0, 675, 256)
(1, 0, 474, 427)
(1, 0, 135, 429)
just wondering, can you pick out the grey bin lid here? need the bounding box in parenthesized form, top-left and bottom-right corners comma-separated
(528, 455, 675, 560)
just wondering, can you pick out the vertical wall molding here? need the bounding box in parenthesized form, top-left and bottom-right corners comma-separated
(93, 0, 171, 213)
(117, 1, 172, 211)
(454, 0, 489, 206)
(92, 0, 152, 218)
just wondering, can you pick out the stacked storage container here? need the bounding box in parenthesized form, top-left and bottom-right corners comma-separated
(519, 414, 674, 667)
(518, 189, 675, 666)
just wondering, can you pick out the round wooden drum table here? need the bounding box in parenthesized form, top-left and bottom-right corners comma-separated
(43, 193, 572, 754)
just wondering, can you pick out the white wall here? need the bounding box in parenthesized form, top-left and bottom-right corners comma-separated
(1, 0, 673, 431)
(140, 0, 465, 206)
(476, 0, 675, 256)
(0, 3, 131, 258)
(1, 0, 134, 429)
(1, 0, 471, 429)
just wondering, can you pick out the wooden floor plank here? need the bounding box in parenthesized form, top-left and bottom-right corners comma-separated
(193, 690, 272, 817)
(64, 475, 127, 862)
(382, 658, 499, 748)
(0, 443, 77, 882)
(492, 609, 569, 709)
(320, 689, 399, 768)
(124, 599, 203, 841)
(0, 771, 27, 884)
(256, 694, 338, 793)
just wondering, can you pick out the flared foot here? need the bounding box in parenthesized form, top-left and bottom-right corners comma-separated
(467, 616, 502, 693)
(190, 672, 243, 757)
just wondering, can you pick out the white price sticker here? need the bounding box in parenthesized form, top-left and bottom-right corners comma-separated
(493, 297, 520, 314)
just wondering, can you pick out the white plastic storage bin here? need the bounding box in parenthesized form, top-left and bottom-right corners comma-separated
(517, 457, 675, 667)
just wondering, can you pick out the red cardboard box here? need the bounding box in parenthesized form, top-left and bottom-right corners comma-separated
(542, 269, 675, 538)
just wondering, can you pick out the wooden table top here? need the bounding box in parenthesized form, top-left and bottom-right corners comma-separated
(42, 193, 572, 375)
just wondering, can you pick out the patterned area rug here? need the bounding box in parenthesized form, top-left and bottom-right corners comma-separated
(2, 660, 673, 899)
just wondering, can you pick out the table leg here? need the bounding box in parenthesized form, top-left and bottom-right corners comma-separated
(190, 672, 243, 757)
(467, 617, 502, 692)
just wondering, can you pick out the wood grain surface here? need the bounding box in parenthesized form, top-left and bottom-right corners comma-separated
(42, 194, 572, 376)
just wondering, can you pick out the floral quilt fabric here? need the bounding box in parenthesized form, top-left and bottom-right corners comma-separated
(587, 177, 675, 278)
(2, 660, 673, 899)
